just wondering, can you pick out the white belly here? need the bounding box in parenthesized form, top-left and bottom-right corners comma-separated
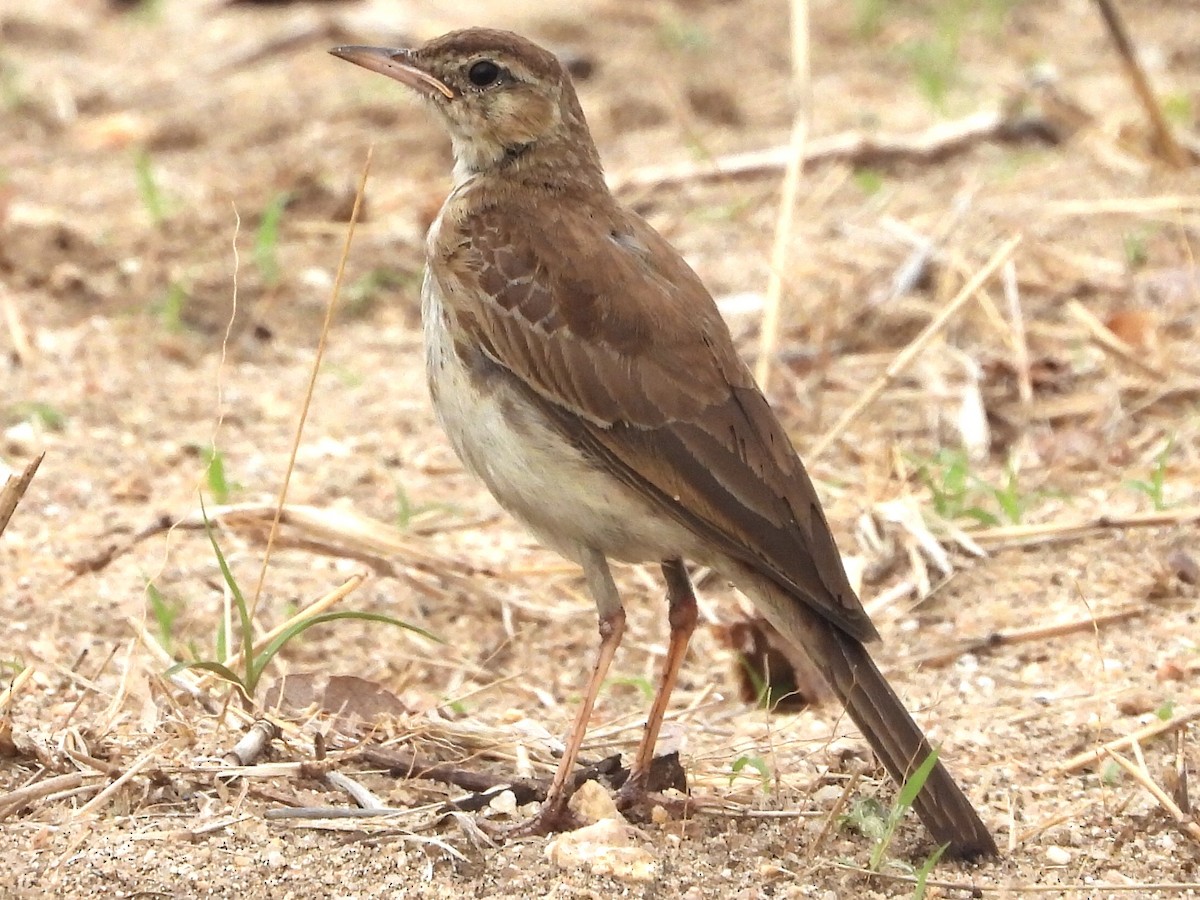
(421, 270, 699, 567)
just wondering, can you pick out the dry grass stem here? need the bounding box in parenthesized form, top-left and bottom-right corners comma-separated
(1057, 706, 1200, 774)
(265, 806, 415, 821)
(755, 114, 809, 394)
(248, 147, 373, 622)
(0, 453, 43, 538)
(914, 606, 1145, 667)
(1090, 0, 1189, 168)
(1002, 259, 1033, 409)
(806, 770, 859, 861)
(1042, 195, 1200, 216)
(615, 109, 1041, 192)
(72, 747, 160, 818)
(0, 285, 32, 363)
(808, 234, 1021, 460)
(872, 188, 975, 307)
(967, 506, 1200, 548)
(0, 774, 94, 820)
(754, 0, 811, 393)
(219, 572, 367, 671)
(174, 503, 477, 586)
(0, 665, 33, 713)
(1104, 748, 1200, 843)
(326, 771, 387, 810)
(828, 862, 1200, 894)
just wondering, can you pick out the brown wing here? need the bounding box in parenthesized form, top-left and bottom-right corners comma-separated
(435, 190, 878, 643)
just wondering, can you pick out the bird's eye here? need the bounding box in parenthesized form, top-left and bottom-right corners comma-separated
(467, 60, 502, 87)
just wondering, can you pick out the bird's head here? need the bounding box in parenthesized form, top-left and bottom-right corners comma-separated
(332, 28, 602, 185)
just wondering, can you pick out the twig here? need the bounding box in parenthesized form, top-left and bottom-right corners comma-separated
(360, 747, 624, 812)
(913, 606, 1145, 668)
(966, 506, 1200, 548)
(0, 773, 95, 820)
(265, 806, 413, 821)
(754, 0, 810, 393)
(1175, 730, 1191, 816)
(0, 453, 43, 538)
(1041, 195, 1200, 216)
(1090, 0, 1189, 168)
(1002, 259, 1033, 409)
(73, 747, 159, 818)
(613, 109, 1056, 192)
(808, 235, 1021, 461)
(326, 771, 387, 810)
(1104, 748, 1200, 844)
(807, 770, 859, 861)
(1057, 707, 1200, 774)
(224, 719, 282, 766)
(869, 187, 975, 307)
(135, 815, 255, 842)
(248, 147, 373, 622)
(0, 284, 32, 362)
(0, 665, 34, 713)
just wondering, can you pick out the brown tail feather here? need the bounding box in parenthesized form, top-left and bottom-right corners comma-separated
(822, 625, 997, 858)
(736, 568, 997, 858)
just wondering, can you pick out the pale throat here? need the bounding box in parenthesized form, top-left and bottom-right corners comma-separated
(449, 133, 525, 186)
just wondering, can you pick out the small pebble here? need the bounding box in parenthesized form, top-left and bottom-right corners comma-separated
(545, 818, 656, 882)
(1046, 845, 1071, 865)
(567, 779, 622, 824)
(487, 790, 518, 816)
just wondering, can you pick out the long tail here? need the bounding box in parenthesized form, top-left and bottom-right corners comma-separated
(739, 570, 997, 858)
(819, 623, 997, 858)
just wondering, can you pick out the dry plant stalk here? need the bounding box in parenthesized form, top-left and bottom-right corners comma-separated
(613, 109, 1042, 193)
(224, 719, 282, 766)
(0, 773, 97, 820)
(808, 235, 1022, 461)
(1104, 748, 1200, 843)
(1057, 706, 1200, 774)
(1042, 195, 1200, 216)
(754, 0, 810, 393)
(915, 606, 1145, 668)
(0, 453, 43, 538)
(247, 147, 374, 622)
(220, 573, 366, 672)
(0, 284, 32, 362)
(1090, 0, 1189, 168)
(0, 663, 34, 712)
(968, 505, 1200, 548)
(72, 746, 160, 818)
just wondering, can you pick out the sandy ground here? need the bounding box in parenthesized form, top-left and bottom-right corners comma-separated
(2, 0, 1199, 897)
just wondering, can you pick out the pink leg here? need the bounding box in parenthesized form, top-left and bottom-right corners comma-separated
(503, 549, 627, 836)
(617, 558, 697, 808)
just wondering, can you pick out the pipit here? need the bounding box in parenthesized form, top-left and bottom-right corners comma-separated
(331, 28, 996, 858)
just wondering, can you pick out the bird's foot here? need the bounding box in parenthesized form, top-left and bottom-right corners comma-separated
(477, 796, 583, 842)
(616, 785, 694, 823)
(615, 754, 691, 822)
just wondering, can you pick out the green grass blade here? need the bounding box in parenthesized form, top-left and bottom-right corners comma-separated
(165, 659, 249, 700)
(870, 747, 941, 870)
(249, 612, 440, 693)
(198, 497, 254, 683)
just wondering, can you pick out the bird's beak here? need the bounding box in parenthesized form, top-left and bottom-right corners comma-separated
(329, 45, 457, 100)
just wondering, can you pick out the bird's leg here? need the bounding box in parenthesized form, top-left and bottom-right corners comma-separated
(616, 558, 697, 812)
(504, 549, 626, 837)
